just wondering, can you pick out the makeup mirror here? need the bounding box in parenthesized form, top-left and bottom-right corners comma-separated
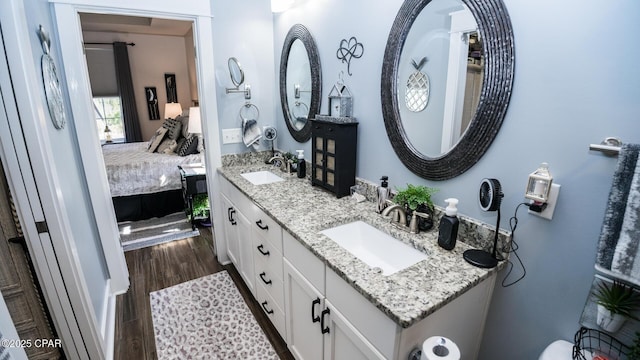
(228, 57, 244, 88)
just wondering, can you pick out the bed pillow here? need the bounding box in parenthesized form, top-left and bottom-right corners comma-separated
(176, 115, 190, 138)
(162, 118, 182, 140)
(147, 127, 168, 153)
(157, 138, 178, 154)
(177, 134, 199, 156)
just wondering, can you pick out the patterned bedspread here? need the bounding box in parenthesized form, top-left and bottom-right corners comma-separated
(102, 142, 203, 197)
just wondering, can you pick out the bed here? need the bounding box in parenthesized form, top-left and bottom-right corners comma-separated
(102, 141, 203, 221)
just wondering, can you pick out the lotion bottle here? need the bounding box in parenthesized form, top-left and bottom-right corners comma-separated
(376, 176, 391, 213)
(296, 150, 306, 178)
(438, 198, 459, 250)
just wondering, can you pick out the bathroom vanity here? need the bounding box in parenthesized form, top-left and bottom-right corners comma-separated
(218, 163, 502, 359)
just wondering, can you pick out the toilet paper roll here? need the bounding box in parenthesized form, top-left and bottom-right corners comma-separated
(420, 336, 460, 360)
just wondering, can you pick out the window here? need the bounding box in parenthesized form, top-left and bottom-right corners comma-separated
(93, 97, 124, 142)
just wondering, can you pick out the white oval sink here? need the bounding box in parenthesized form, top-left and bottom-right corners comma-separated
(240, 171, 284, 185)
(320, 221, 428, 276)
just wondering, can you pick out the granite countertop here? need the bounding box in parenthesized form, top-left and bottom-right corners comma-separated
(218, 163, 503, 328)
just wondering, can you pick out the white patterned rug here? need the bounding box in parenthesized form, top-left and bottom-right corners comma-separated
(150, 271, 279, 359)
(119, 212, 199, 251)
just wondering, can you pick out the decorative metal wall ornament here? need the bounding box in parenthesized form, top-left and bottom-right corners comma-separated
(38, 25, 66, 130)
(145, 87, 160, 120)
(336, 36, 364, 76)
(165, 73, 177, 103)
(405, 57, 429, 112)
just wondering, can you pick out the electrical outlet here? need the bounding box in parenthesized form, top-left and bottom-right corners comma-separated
(529, 183, 561, 220)
(222, 128, 242, 144)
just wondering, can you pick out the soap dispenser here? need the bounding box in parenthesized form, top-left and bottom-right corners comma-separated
(438, 198, 459, 250)
(376, 176, 391, 213)
(296, 150, 306, 178)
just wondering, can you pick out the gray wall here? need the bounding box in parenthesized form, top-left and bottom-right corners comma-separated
(23, 0, 109, 323)
(271, 0, 640, 358)
(212, 0, 276, 155)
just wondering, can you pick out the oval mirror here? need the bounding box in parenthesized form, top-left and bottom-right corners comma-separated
(381, 0, 514, 180)
(279, 24, 322, 142)
(228, 57, 244, 88)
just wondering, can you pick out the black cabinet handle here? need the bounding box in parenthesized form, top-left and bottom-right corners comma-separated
(257, 244, 270, 256)
(229, 209, 237, 225)
(320, 308, 330, 334)
(259, 272, 272, 285)
(261, 301, 274, 315)
(311, 297, 321, 323)
(227, 207, 233, 221)
(256, 220, 269, 230)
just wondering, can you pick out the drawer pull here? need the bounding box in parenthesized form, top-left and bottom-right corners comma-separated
(257, 244, 270, 256)
(259, 272, 272, 285)
(227, 207, 233, 221)
(320, 308, 330, 334)
(256, 220, 269, 230)
(261, 301, 274, 315)
(311, 297, 321, 323)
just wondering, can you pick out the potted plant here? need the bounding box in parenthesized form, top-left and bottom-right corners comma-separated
(393, 184, 438, 230)
(594, 279, 640, 333)
(191, 194, 210, 221)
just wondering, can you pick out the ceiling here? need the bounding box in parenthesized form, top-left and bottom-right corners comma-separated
(79, 13, 192, 36)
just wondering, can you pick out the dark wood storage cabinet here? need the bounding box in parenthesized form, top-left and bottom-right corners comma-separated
(311, 118, 358, 198)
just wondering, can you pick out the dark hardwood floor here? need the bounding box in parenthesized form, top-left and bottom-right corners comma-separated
(114, 226, 294, 359)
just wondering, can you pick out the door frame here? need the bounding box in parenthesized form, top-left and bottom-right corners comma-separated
(49, 0, 224, 266)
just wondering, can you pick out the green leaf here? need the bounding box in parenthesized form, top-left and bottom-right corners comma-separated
(393, 184, 438, 211)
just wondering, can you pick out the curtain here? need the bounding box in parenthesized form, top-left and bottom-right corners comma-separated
(113, 42, 142, 143)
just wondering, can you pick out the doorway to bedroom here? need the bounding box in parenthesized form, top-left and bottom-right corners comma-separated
(79, 13, 209, 250)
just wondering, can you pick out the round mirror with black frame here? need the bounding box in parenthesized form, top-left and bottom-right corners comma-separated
(381, 0, 514, 180)
(279, 24, 322, 143)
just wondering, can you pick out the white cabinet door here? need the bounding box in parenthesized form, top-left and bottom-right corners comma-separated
(323, 300, 386, 360)
(284, 259, 324, 360)
(235, 208, 254, 295)
(221, 194, 240, 267)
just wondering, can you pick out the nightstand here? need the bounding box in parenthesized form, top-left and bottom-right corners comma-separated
(178, 164, 208, 230)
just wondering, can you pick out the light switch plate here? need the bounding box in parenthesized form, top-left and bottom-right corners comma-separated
(222, 128, 242, 144)
(528, 183, 561, 220)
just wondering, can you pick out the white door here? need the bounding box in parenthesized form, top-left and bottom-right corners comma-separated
(323, 300, 386, 360)
(235, 208, 254, 295)
(222, 194, 240, 267)
(284, 259, 324, 360)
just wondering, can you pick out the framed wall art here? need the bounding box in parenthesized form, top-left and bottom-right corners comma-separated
(145, 86, 160, 120)
(165, 73, 177, 103)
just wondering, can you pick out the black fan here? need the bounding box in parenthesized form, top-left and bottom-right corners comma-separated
(464, 178, 503, 268)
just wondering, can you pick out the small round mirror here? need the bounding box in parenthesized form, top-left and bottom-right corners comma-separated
(228, 57, 244, 88)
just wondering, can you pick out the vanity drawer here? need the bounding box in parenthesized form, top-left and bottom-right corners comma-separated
(256, 281, 286, 339)
(251, 204, 283, 252)
(252, 236, 283, 280)
(254, 255, 284, 310)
